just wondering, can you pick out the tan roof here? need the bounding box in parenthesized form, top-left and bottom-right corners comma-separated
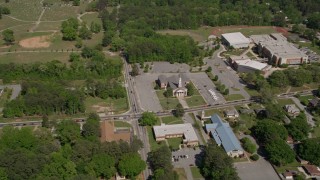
(303, 165, 320, 176)
(100, 121, 131, 142)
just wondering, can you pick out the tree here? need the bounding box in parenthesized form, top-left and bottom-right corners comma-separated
(174, 103, 184, 117)
(253, 120, 288, 144)
(110, 36, 125, 52)
(307, 12, 320, 29)
(62, 26, 77, 41)
(164, 87, 173, 97)
(265, 103, 285, 121)
(186, 83, 194, 96)
(79, 25, 92, 40)
(243, 72, 257, 84)
(118, 153, 146, 178)
(2, 29, 14, 45)
(240, 137, 256, 154)
(131, 64, 139, 76)
(102, 32, 113, 47)
(265, 138, 295, 166)
(75, 38, 83, 48)
(56, 120, 81, 145)
(82, 113, 100, 139)
(0, 168, 8, 180)
(90, 22, 101, 33)
(130, 136, 143, 152)
(201, 142, 239, 180)
(206, 66, 212, 72)
(42, 115, 50, 128)
(286, 113, 310, 141)
(297, 138, 320, 166)
(86, 154, 116, 179)
(268, 71, 289, 88)
(139, 112, 158, 126)
(39, 152, 77, 179)
(73, 0, 80, 6)
(224, 88, 229, 95)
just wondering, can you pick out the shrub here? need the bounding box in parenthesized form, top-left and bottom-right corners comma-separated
(250, 154, 259, 161)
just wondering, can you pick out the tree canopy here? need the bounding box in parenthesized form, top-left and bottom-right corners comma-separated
(200, 142, 239, 180)
(265, 138, 295, 166)
(252, 120, 288, 144)
(139, 112, 159, 126)
(297, 138, 320, 166)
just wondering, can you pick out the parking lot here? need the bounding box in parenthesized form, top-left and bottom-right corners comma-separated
(134, 74, 163, 112)
(172, 147, 202, 167)
(189, 72, 226, 105)
(150, 62, 190, 73)
(235, 157, 280, 180)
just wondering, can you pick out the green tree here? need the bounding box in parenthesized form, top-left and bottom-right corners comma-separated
(79, 25, 92, 40)
(286, 113, 310, 141)
(268, 71, 289, 88)
(164, 87, 173, 97)
(86, 154, 116, 179)
(56, 120, 81, 145)
(0, 168, 8, 180)
(39, 152, 77, 179)
(201, 142, 239, 180)
(240, 137, 256, 154)
(265, 138, 295, 166)
(90, 22, 101, 33)
(186, 83, 194, 96)
(62, 26, 77, 41)
(139, 112, 159, 126)
(297, 138, 320, 166)
(42, 115, 50, 128)
(110, 36, 125, 52)
(253, 120, 288, 144)
(82, 113, 101, 139)
(2, 29, 14, 45)
(131, 63, 139, 76)
(243, 72, 257, 84)
(118, 153, 146, 178)
(174, 103, 184, 117)
(265, 103, 285, 121)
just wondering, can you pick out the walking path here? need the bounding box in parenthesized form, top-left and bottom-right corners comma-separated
(30, 0, 46, 32)
(178, 97, 189, 109)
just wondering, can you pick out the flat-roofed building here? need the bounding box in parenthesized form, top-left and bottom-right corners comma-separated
(221, 32, 250, 49)
(205, 114, 244, 157)
(153, 123, 199, 146)
(228, 55, 271, 74)
(250, 33, 308, 65)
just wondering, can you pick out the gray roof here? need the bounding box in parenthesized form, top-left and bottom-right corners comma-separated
(206, 114, 243, 153)
(160, 73, 189, 89)
(221, 32, 250, 45)
(153, 123, 198, 142)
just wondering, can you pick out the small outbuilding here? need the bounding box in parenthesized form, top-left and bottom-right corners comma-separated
(284, 104, 300, 117)
(224, 109, 239, 118)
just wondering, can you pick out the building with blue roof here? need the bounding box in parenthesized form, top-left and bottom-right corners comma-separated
(205, 114, 244, 157)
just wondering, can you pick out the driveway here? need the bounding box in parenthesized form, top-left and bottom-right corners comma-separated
(290, 97, 315, 127)
(235, 158, 280, 180)
(189, 72, 226, 105)
(0, 84, 22, 100)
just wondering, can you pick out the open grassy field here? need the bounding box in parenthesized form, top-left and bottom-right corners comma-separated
(0, 16, 32, 31)
(244, 87, 260, 96)
(157, 30, 206, 42)
(277, 98, 295, 107)
(41, 2, 78, 21)
(0, 52, 71, 64)
(34, 22, 62, 31)
(84, 96, 128, 114)
(156, 90, 180, 110)
(2, 0, 43, 21)
(81, 12, 102, 25)
(161, 116, 183, 124)
(205, 108, 224, 117)
(190, 166, 203, 180)
(174, 168, 188, 180)
(224, 94, 245, 101)
(185, 95, 207, 107)
(147, 126, 166, 151)
(167, 138, 182, 150)
(114, 121, 131, 128)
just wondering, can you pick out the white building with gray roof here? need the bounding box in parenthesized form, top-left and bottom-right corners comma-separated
(157, 73, 190, 97)
(221, 32, 250, 49)
(153, 123, 199, 146)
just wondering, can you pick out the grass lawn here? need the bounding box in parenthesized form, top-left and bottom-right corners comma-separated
(147, 126, 166, 151)
(174, 168, 188, 180)
(239, 114, 257, 132)
(277, 98, 296, 107)
(244, 87, 260, 96)
(275, 160, 301, 173)
(185, 95, 207, 107)
(222, 49, 246, 57)
(290, 85, 311, 92)
(41, 1, 81, 21)
(156, 90, 180, 110)
(161, 116, 183, 124)
(84, 96, 128, 114)
(246, 52, 257, 59)
(296, 41, 320, 55)
(312, 125, 320, 138)
(0, 52, 71, 64)
(0, 16, 31, 31)
(157, 30, 206, 42)
(247, 103, 263, 109)
(205, 108, 224, 117)
(167, 138, 182, 150)
(81, 12, 102, 25)
(190, 166, 204, 179)
(2, 0, 43, 21)
(224, 94, 245, 101)
(298, 95, 314, 104)
(34, 22, 62, 31)
(114, 121, 131, 128)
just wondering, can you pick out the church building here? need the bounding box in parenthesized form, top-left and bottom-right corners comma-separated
(157, 73, 190, 97)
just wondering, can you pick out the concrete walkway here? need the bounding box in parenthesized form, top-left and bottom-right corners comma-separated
(178, 97, 189, 108)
